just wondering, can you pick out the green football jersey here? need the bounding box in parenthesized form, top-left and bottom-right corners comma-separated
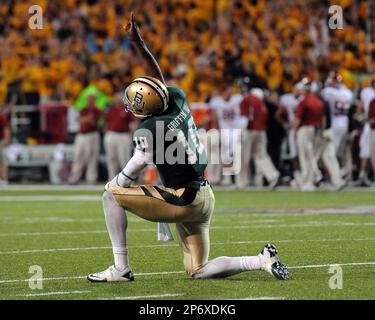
(133, 86, 207, 189)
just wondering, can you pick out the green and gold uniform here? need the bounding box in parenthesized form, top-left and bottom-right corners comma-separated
(134, 86, 207, 189)
(107, 86, 215, 276)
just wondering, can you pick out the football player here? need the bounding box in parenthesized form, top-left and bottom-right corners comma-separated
(321, 72, 354, 178)
(87, 13, 289, 282)
(208, 86, 244, 186)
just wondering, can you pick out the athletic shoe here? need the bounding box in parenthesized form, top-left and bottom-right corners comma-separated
(87, 265, 134, 282)
(258, 243, 289, 280)
(314, 175, 324, 187)
(333, 180, 347, 191)
(301, 184, 316, 192)
(268, 174, 281, 190)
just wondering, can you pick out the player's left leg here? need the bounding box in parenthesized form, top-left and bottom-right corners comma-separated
(177, 186, 288, 280)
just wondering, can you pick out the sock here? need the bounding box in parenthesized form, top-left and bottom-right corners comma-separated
(359, 169, 366, 181)
(102, 191, 129, 271)
(193, 255, 262, 279)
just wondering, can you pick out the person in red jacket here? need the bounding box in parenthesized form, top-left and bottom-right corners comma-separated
(238, 88, 280, 189)
(294, 79, 325, 191)
(69, 94, 101, 184)
(0, 111, 10, 185)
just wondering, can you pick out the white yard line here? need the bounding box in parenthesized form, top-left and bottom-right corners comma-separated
(0, 196, 102, 202)
(2, 218, 375, 236)
(2, 219, 375, 228)
(2, 237, 375, 255)
(0, 261, 375, 284)
(0, 271, 185, 284)
(0, 229, 158, 237)
(110, 293, 185, 300)
(1, 261, 374, 285)
(288, 261, 375, 269)
(0, 276, 86, 284)
(235, 296, 285, 300)
(0, 246, 113, 254)
(15, 290, 91, 297)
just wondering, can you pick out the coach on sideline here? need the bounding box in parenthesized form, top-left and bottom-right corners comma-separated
(104, 93, 137, 180)
(294, 79, 325, 191)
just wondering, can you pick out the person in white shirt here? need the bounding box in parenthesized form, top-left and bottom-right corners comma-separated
(209, 86, 245, 186)
(321, 72, 354, 179)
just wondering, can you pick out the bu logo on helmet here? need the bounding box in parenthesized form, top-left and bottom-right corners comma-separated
(134, 92, 144, 105)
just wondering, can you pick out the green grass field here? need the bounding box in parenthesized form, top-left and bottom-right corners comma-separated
(1, 187, 375, 300)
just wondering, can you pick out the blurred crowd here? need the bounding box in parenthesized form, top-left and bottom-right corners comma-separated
(0, 0, 374, 106)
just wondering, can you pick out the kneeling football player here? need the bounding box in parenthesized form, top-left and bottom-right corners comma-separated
(87, 13, 289, 282)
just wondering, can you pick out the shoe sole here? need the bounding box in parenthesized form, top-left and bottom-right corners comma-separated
(87, 275, 134, 283)
(87, 275, 108, 283)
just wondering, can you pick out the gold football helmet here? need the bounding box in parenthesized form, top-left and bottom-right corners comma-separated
(123, 76, 169, 118)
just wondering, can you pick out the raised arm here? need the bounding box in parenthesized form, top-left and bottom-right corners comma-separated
(125, 13, 165, 84)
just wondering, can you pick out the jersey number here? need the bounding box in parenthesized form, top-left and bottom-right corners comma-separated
(177, 118, 204, 164)
(134, 136, 148, 150)
(334, 101, 350, 116)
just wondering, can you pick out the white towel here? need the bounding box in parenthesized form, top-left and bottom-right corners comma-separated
(157, 222, 174, 241)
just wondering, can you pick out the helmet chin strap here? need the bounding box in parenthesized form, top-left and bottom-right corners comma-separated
(133, 112, 151, 119)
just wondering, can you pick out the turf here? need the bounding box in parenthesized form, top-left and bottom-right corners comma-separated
(1, 188, 375, 300)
